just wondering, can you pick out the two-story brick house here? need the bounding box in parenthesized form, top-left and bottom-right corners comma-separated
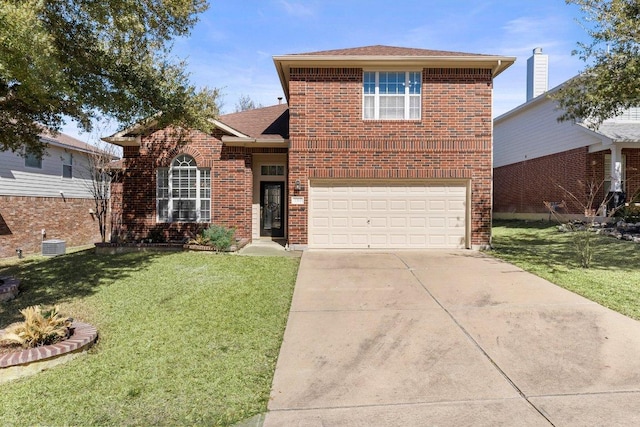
(105, 45, 514, 249)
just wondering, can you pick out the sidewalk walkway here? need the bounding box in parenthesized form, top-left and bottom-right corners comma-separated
(264, 251, 640, 426)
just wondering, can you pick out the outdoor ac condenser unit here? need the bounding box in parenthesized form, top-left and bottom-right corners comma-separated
(42, 239, 66, 256)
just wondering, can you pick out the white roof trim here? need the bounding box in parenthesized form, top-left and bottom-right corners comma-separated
(209, 118, 249, 138)
(221, 135, 289, 147)
(101, 136, 141, 147)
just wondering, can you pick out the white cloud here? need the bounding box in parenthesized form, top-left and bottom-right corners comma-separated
(277, 0, 315, 18)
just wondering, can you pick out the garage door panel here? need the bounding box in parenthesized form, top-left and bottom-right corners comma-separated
(391, 217, 407, 227)
(448, 200, 466, 212)
(390, 200, 407, 210)
(351, 217, 369, 227)
(313, 217, 330, 228)
(309, 182, 467, 249)
(370, 217, 387, 228)
(351, 200, 368, 210)
(350, 234, 368, 245)
(370, 200, 388, 210)
(331, 217, 348, 228)
(312, 199, 330, 210)
(409, 200, 426, 211)
(429, 200, 446, 211)
(331, 200, 349, 211)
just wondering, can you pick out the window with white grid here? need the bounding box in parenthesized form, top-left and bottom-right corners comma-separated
(363, 71, 421, 120)
(157, 154, 210, 222)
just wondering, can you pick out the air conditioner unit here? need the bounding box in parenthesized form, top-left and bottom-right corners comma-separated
(42, 239, 66, 256)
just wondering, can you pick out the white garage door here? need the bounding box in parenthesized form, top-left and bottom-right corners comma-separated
(309, 181, 468, 249)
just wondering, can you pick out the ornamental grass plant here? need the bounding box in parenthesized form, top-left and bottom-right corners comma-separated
(0, 305, 71, 349)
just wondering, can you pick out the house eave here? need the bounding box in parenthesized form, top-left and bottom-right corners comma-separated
(221, 136, 289, 148)
(101, 136, 141, 147)
(273, 54, 516, 101)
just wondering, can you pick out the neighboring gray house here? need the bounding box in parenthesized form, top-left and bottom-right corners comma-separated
(0, 131, 115, 257)
(494, 48, 640, 218)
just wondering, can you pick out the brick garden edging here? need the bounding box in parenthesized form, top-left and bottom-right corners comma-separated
(94, 238, 249, 255)
(0, 322, 98, 383)
(0, 276, 20, 302)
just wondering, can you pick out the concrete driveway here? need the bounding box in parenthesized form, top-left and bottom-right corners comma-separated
(263, 251, 640, 426)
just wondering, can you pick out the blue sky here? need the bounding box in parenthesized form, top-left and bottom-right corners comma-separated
(65, 0, 592, 142)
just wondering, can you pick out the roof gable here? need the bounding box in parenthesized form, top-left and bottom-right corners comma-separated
(217, 104, 289, 139)
(273, 44, 515, 101)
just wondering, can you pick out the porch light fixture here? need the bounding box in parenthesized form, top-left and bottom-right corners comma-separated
(294, 179, 302, 191)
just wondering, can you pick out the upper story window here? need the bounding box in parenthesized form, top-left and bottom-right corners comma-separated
(25, 151, 42, 169)
(62, 152, 73, 178)
(363, 71, 421, 120)
(157, 154, 211, 223)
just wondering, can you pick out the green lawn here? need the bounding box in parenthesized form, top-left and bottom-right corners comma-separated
(490, 220, 640, 320)
(0, 249, 299, 426)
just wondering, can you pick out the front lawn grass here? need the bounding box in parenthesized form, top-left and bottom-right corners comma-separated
(0, 249, 299, 426)
(491, 220, 640, 320)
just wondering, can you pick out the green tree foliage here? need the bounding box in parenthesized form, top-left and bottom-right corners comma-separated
(555, 0, 640, 128)
(0, 0, 220, 156)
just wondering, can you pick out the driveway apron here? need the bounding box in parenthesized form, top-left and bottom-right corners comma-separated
(264, 251, 640, 426)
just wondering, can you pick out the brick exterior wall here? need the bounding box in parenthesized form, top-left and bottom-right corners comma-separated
(115, 128, 286, 242)
(494, 148, 640, 215)
(623, 148, 640, 203)
(0, 196, 102, 258)
(287, 67, 494, 247)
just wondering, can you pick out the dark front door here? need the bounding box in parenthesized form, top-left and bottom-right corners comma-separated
(260, 181, 285, 237)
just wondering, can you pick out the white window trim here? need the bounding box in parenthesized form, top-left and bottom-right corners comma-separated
(62, 152, 73, 178)
(157, 155, 211, 223)
(363, 70, 422, 120)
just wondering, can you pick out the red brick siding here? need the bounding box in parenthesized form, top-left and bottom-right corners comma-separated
(494, 148, 589, 214)
(623, 149, 640, 202)
(288, 67, 494, 247)
(116, 128, 286, 242)
(494, 148, 640, 215)
(0, 196, 102, 258)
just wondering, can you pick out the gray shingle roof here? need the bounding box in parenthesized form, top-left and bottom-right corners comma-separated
(289, 45, 492, 57)
(218, 104, 289, 139)
(592, 122, 640, 142)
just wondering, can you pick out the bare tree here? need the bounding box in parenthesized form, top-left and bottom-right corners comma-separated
(76, 120, 122, 243)
(234, 94, 263, 112)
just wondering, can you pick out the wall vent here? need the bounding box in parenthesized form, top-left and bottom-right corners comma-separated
(42, 239, 66, 256)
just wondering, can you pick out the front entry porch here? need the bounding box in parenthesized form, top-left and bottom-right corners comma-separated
(252, 154, 288, 240)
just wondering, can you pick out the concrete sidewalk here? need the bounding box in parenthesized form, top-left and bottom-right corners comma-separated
(264, 251, 640, 426)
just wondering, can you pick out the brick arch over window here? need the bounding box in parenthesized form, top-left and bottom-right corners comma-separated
(158, 146, 207, 168)
(156, 153, 211, 223)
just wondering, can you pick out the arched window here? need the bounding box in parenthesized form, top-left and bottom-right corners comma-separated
(157, 154, 210, 222)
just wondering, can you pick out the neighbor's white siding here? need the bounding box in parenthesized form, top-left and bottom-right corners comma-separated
(0, 145, 95, 198)
(493, 96, 602, 168)
(606, 107, 640, 123)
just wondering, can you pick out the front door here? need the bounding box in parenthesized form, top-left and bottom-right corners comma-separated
(260, 181, 285, 237)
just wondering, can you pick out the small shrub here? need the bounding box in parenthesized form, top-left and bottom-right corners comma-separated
(201, 224, 236, 251)
(620, 204, 640, 223)
(571, 228, 595, 268)
(145, 228, 166, 243)
(0, 306, 72, 348)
